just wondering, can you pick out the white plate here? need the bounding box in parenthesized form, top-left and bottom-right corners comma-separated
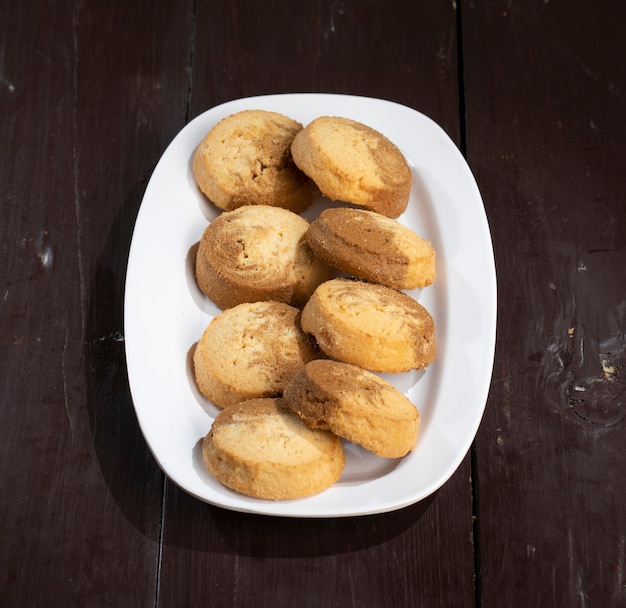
(124, 94, 497, 517)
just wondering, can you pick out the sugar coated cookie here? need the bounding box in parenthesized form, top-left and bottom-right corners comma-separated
(193, 301, 321, 408)
(202, 398, 345, 500)
(291, 116, 412, 218)
(193, 109, 317, 213)
(300, 278, 436, 373)
(306, 207, 435, 289)
(284, 360, 420, 458)
(196, 205, 329, 309)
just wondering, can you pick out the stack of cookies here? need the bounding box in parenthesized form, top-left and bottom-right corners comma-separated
(191, 109, 437, 500)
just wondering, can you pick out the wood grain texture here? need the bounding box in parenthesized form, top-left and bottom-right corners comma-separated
(462, 0, 626, 605)
(5, 0, 623, 605)
(0, 0, 192, 604)
(158, 471, 475, 608)
(189, 0, 461, 138)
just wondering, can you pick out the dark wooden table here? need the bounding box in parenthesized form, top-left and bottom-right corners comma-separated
(2, 1, 625, 606)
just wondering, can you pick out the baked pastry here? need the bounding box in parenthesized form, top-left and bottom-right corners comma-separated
(290, 116, 412, 218)
(202, 397, 345, 500)
(306, 207, 435, 289)
(284, 360, 419, 458)
(195, 205, 329, 309)
(300, 278, 436, 373)
(193, 301, 321, 408)
(193, 109, 317, 213)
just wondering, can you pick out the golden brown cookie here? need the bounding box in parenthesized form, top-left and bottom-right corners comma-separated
(300, 278, 436, 373)
(290, 116, 412, 218)
(306, 207, 435, 289)
(283, 360, 420, 458)
(195, 205, 329, 310)
(193, 301, 321, 409)
(193, 109, 317, 213)
(202, 398, 345, 500)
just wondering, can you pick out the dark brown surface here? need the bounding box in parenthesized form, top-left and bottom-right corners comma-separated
(0, 0, 623, 606)
(465, 2, 626, 605)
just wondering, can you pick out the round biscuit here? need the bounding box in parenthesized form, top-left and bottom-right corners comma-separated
(306, 207, 435, 289)
(193, 109, 317, 213)
(300, 278, 436, 373)
(202, 398, 345, 500)
(284, 360, 420, 458)
(291, 116, 412, 218)
(193, 301, 321, 408)
(196, 205, 329, 309)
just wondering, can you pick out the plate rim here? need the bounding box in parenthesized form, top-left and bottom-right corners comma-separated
(124, 92, 497, 518)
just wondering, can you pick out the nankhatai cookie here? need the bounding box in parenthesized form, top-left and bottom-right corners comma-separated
(306, 207, 435, 289)
(193, 109, 317, 213)
(283, 360, 420, 458)
(300, 278, 436, 373)
(202, 398, 345, 500)
(290, 116, 412, 218)
(193, 301, 321, 409)
(195, 205, 329, 309)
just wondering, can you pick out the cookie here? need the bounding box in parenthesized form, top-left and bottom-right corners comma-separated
(193, 109, 317, 213)
(283, 360, 419, 458)
(300, 278, 436, 373)
(202, 398, 345, 500)
(193, 301, 321, 409)
(196, 205, 329, 310)
(291, 116, 412, 218)
(306, 207, 435, 289)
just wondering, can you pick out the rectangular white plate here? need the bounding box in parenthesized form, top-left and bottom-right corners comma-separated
(124, 93, 497, 517)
